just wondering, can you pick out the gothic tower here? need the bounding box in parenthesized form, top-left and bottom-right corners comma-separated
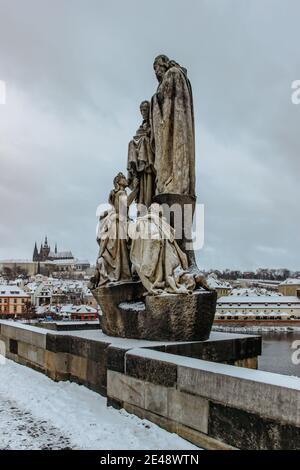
(32, 242, 39, 262)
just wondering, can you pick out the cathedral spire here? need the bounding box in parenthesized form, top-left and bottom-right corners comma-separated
(33, 242, 39, 262)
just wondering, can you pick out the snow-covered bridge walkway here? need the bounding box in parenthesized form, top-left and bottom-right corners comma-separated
(0, 358, 197, 450)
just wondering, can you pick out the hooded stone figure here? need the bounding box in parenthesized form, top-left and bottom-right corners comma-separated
(150, 55, 195, 196)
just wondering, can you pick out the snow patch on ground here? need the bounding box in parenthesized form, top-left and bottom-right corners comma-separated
(0, 359, 197, 450)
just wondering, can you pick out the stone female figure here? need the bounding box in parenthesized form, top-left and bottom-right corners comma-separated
(90, 172, 138, 288)
(127, 101, 155, 210)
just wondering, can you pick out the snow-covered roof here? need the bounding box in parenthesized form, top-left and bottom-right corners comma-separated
(206, 275, 232, 289)
(36, 304, 97, 316)
(48, 251, 73, 259)
(229, 287, 282, 297)
(61, 305, 97, 314)
(0, 285, 30, 297)
(24, 278, 89, 294)
(47, 259, 90, 266)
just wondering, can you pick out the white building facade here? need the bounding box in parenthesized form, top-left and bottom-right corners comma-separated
(216, 295, 300, 320)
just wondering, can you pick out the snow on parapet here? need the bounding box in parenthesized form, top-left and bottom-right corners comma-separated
(279, 278, 300, 286)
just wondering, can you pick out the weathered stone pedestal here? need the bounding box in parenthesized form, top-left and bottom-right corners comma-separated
(92, 281, 145, 337)
(92, 282, 217, 341)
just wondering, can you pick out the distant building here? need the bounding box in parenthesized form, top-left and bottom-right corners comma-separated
(278, 279, 300, 297)
(216, 295, 300, 320)
(206, 274, 232, 298)
(0, 260, 38, 277)
(36, 303, 98, 321)
(0, 238, 90, 278)
(24, 276, 94, 308)
(0, 285, 30, 318)
(60, 304, 98, 321)
(82, 289, 98, 308)
(48, 259, 90, 274)
(27, 282, 52, 307)
(33, 236, 73, 262)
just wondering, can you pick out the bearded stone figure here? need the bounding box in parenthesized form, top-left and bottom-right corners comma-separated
(127, 101, 155, 209)
(151, 54, 195, 196)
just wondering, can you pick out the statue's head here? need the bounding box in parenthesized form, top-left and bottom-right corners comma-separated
(153, 54, 170, 83)
(140, 100, 150, 121)
(109, 172, 128, 206)
(113, 172, 128, 190)
(153, 55, 187, 82)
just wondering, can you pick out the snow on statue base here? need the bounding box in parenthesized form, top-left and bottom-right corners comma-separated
(92, 282, 217, 341)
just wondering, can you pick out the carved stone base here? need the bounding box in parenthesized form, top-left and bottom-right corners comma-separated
(92, 282, 217, 341)
(92, 281, 146, 337)
(142, 291, 217, 341)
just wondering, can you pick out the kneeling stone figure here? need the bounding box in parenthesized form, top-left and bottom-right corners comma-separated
(129, 203, 198, 295)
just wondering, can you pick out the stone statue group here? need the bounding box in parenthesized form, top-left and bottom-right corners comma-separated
(90, 55, 210, 296)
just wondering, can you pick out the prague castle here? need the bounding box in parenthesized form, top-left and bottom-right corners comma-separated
(0, 237, 90, 278)
(32, 236, 74, 262)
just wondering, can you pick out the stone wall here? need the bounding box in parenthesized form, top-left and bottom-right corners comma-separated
(3, 320, 297, 449)
(0, 321, 260, 399)
(107, 348, 300, 450)
(0, 321, 109, 395)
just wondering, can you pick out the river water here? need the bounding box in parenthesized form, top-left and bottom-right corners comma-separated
(259, 330, 300, 378)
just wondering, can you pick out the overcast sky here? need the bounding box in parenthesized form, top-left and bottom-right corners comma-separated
(0, 0, 299, 270)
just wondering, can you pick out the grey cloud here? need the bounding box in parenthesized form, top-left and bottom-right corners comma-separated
(0, 0, 299, 269)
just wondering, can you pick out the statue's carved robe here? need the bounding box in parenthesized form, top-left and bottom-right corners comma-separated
(129, 211, 196, 295)
(95, 191, 132, 287)
(127, 121, 155, 208)
(151, 66, 195, 196)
